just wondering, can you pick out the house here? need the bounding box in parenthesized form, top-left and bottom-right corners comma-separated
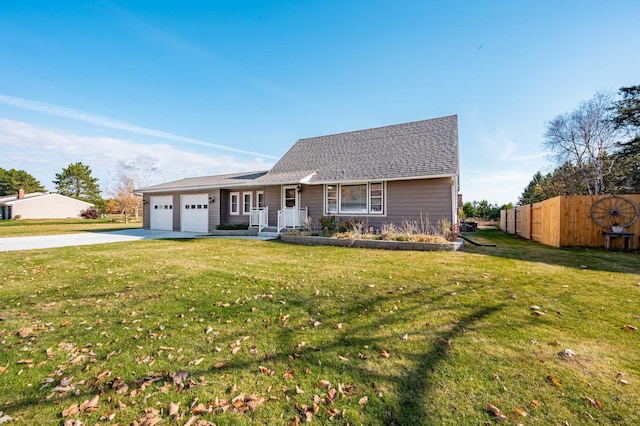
(0, 190, 94, 220)
(136, 115, 460, 234)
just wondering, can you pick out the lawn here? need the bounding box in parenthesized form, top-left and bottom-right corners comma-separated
(0, 229, 639, 425)
(0, 218, 141, 238)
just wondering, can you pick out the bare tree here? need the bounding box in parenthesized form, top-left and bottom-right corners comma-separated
(112, 156, 159, 222)
(544, 92, 619, 195)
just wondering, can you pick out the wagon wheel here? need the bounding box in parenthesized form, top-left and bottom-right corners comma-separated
(590, 195, 639, 229)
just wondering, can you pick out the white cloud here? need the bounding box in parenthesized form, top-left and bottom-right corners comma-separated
(0, 94, 279, 159)
(0, 118, 273, 195)
(461, 168, 536, 205)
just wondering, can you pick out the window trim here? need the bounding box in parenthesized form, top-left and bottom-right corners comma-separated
(230, 192, 239, 215)
(242, 192, 252, 216)
(256, 191, 265, 208)
(325, 182, 385, 215)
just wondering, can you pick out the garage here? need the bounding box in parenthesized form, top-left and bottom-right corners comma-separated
(181, 194, 209, 233)
(149, 195, 174, 231)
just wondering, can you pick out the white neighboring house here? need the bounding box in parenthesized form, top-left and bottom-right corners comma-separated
(0, 190, 93, 220)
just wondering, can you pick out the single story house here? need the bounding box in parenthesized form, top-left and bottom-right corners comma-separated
(136, 115, 460, 235)
(0, 190, 93, 220)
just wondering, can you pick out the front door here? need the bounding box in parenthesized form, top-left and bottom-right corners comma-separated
(282, 185, 300, 228)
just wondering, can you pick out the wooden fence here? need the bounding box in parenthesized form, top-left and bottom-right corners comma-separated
(500, 195, 640, 250)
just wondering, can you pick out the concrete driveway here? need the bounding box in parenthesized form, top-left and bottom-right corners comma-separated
(0, 229, 203, 252)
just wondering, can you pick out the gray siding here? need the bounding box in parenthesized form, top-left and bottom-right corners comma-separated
(314, 178, 453, 232)
(300, 184, 324, 229)
(264, 185, 281, 225)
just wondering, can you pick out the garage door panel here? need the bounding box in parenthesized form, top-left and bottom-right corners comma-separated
(150, 196, 173, 231)
(181, 194, 209, 233)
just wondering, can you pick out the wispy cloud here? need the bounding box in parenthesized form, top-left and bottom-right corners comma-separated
(0, 118, 273, 194)
(0, 94, 280, 160)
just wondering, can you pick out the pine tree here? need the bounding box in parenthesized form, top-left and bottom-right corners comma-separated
(0, 168, 46, 196)
(54, 162, 102, 204)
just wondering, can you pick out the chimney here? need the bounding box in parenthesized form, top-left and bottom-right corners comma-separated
(18, 189, 25, 199)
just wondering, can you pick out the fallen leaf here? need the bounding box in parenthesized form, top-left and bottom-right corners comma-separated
(335, 323, 342, 329)
(533, 311, 546, 316)
(0, 364, 8, 374)
(546, 375, 563, 387)
(623, 324, 638, 331)
(437, 337, 452, 346)
(401, 333, 408, 341)
(514, 407, 528, 417)
(79, 394, 99, 412)
(529, 400, 542, 408)
(561, 349, 576, 358)
(486, 403, 507, 421)
(191, 403, 208, 414)
(296, 385, 304, 394)
(380, 350, 390, 358)
(585, 397, 603, 409)
(17, 327, 33, 337)
(318, 380, 332, 389)
(16, 359, 34, 364)
(359, 396, 368, 408)
(338, 355, 350, 362)
(189, 357, 204, 365)
(283, 370, 295, 379)
(61, 404, 79, 417)
(60, 321, 73, 327)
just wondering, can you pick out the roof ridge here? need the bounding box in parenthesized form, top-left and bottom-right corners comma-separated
(297, 114, 457, 142)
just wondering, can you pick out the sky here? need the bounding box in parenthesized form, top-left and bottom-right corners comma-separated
(1, 1, 639, 205)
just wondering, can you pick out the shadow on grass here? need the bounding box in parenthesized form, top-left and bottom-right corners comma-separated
(464, 229, 640, 274)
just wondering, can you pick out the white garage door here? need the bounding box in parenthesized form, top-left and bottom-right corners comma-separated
(150, 196, 174, 231)
(181, 194, 209, 233)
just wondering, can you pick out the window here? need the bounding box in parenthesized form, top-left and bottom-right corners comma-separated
(326, 185, 337, 213)
(257, 191, 265, 208)
(230, 192, 239, 215)
(185, 205, 190, 209)
(340, 184, 367, 213)
(243, 192, 252, 215)
(325, 182, 384, 215)
(370, 182, 383, 213)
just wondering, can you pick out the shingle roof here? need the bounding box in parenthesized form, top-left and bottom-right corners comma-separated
(138, 171, 268, 192)
(263, 115, 458, 184)
(136, 115, 458, 192)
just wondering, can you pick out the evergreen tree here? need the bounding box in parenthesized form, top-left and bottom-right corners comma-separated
(0, 167, 46, 196)
(54, 162, 102, 204)
(518, 172, 548, 205)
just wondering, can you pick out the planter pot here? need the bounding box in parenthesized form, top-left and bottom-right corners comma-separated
(611, 226, 624, 233)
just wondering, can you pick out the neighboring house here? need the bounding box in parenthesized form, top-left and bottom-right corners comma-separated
(0, 190, 93, 220)
(136, 115, 460, 234)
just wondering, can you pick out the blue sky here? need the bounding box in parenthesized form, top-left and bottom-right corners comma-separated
(1, 1, 639, 204)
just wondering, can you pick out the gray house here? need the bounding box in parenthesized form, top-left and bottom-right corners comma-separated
(136, 115, 460, 235)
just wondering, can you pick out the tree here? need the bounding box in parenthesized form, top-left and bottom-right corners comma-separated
(611, 85, 640, 192)
(0, 168, 46, 195)
(462, 202, 476, 219)
(518, 172, 548, 205)
(544, 92, 619, 195)
(111, 156, 159, 222)
(54, 162, 102, 205)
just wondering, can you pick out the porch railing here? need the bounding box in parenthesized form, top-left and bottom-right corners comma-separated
(277, 207, 307, 233)
(249, 207, 269, 232)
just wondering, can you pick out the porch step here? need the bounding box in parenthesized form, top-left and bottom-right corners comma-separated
(261, 226, 279, 233)
(258, 231, 281, 239)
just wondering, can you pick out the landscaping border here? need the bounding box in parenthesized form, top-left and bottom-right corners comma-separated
(281, 234, 464, 251)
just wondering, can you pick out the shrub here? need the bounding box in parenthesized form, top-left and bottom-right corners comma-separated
(216, 223, 249, 230)
(319, 215, 337, 236)
(80, 208, 101, 219)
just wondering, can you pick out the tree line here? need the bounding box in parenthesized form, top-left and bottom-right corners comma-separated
(519, 85, 640, 205)
(0, 156, 158, 222)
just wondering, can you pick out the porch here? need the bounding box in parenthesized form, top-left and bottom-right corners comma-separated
(249, 206, 308, 235)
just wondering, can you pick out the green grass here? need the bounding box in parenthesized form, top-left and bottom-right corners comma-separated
(0, 229, 639, 425)
(0, 218, 141, 237)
